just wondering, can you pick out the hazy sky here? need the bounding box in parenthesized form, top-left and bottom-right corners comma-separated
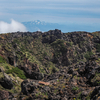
(0, 0, 100, 32)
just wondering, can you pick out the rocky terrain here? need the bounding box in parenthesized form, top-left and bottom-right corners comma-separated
(0, 29, 100, 100)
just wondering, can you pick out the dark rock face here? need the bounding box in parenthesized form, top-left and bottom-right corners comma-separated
(21, 79, 39, 95)
(19, 66, 44, 80)
(0, 73, 13, 89)
(8, 56, 14, 65)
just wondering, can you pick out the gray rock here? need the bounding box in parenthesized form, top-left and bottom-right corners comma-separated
(21, 79, 39, 95)
(1, 73, 13, 89)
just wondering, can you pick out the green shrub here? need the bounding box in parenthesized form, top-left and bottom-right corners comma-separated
(77, 92, 82, 100)
(43, 52, 47, 57)
(84, 51, 93, 60)
(72, 86, 79, 91)
(13, 39, 20, 44)
(5, 65, 10, 69)
(96, 43, 100, 52)
(6, 67, 26, 79)
(51, 39, 67, 59)
(66, 41, 73, 46)
(0, 55, 6, 63)
(51, 39, 66, 52)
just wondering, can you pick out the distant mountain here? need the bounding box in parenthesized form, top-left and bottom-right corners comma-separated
(22, 20, 100, 33)
(22, 20, 66, 32)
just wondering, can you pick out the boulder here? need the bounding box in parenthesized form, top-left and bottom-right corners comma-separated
(21, 79, 39, 95)
(0, 73, 13, 89)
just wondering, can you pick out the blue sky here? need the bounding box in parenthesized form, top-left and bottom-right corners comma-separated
(0, 0, 100, 32)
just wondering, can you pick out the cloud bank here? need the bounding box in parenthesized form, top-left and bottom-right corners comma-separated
(0, 19, 27, 33)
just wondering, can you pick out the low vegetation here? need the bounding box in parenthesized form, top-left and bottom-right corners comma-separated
(6, 67, 26, 79)
(0, 55, 6, 63)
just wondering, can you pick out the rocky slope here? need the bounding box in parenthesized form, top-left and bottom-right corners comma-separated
(0, 29, 100, 100)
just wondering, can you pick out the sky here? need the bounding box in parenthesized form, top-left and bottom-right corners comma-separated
(0, 0, 100, 32)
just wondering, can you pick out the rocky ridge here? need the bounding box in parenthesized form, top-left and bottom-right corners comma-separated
(0, 29, 100, 99)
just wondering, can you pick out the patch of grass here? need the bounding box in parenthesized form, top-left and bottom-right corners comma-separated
(6, 67, 26, 79)
(91, 73, 100, 85)
(77, 92, 82, 100)
(66, 41, 73, 46)
(13, 39, 20, 44)
(86, 95, 91, 100)
(43, 51, 47, 57)
(96, 58, 100, 63)
(46, 62, 59, 74)
(51, 39, 67, 59)
(84, 51, 93, 60)
(5, 65, 9, 69)
(96, 43, 100, 52)
(54, 90, 58, 93)
(51, 39, 66, 52)
(72, 86, 79, 91)
(0, 55, 6, 63)
(57, 79, 59, 82)
(0, 63, 13, 71)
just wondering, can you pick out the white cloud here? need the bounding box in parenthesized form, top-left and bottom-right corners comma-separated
(0, 19, 27, 33)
